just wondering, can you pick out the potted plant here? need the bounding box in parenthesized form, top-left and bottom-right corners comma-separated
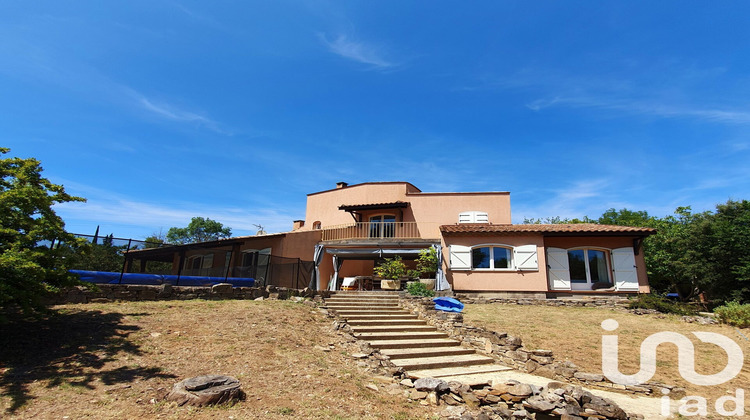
(374, 256, 407, 290)
(415, 247, 438, 290)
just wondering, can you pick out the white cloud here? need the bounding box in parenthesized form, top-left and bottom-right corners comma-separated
(53, 182, 299, 238)
(319, 33, 394, 68)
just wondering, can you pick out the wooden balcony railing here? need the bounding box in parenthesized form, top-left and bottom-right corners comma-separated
(322, 222, 422, 241)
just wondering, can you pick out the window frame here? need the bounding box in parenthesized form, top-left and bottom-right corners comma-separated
(368, 213, 397, 238)
(470, 244, 514, 271)
(566, 247, 613, 288)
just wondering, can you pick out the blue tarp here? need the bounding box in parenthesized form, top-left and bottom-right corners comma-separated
(433, 297, 464, 312)
(69, 270, 255, 287)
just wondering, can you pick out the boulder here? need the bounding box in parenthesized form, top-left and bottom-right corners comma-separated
(211, 283, 233, 294)
(165, 375, 243, 406)
(414, 377, 449, 393)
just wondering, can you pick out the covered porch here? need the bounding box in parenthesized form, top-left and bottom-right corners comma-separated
(310, 243, 449, 292)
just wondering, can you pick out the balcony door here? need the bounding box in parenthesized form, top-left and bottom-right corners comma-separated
(369, 215, 396, 238)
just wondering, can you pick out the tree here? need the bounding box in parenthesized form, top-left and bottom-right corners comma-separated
(597, 208, 653, 226)
(144, 230, 166, 249)
(703, 200, 750, 302)
(0, 148, 85, 315)
(166, 217, 232, 244)
(69, 234, 126, 272)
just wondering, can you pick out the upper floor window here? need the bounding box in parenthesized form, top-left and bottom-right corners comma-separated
(369, 214, 396, 238)
(312, 221, 322, 230)
(472, 246, 512, 270)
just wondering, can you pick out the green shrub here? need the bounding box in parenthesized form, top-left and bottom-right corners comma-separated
(714, 301, 750, 328)
(407, 281, 435, 297)
(373, 256, 406, 280)
(627, 294, 697, 316)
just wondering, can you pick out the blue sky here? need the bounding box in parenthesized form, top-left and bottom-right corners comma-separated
(3, 1, 749, 239)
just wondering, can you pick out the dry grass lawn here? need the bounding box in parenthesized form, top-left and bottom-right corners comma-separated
(0, 300, 439, 420)
(464, 304, 750, 402)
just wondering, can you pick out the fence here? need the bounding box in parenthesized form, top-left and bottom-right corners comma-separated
(58, 233, 314, 289)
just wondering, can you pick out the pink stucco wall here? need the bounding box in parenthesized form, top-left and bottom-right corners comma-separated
(543, 236, 650, 293)
(300, 182, 511, 238)
(442, 234, 548, 292)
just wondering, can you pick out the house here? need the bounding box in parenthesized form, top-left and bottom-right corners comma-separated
(126, 181, 655, 296)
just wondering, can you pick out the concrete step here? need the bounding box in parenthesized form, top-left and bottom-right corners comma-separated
(367, 338, 461, 349)
(343, 314, 418, 321)
(325, 304, 401, 310)
(350, 325, 436, 333)
(355, 331, 449, 341)
(334, 309, 411, 315)
(326, 297, 400, 303)
(380, 346, 476, 360)
(325, 301, 400, 306)
(406, 364, 513, 380)
(347, 319, 426, 327)
(390, 354, 496, 371)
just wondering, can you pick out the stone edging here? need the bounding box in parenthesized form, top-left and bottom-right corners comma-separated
(47, 283, 332, 304)
(323, 300, 644, 419)
(399, 296, 687, 398)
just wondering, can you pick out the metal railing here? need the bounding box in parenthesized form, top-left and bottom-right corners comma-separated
(322, 222, 422, 241)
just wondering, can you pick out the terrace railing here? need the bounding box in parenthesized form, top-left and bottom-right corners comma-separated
(322, 221, 423, 241)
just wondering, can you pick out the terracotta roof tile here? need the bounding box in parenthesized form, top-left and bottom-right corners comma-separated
(338, 201, 409, 211)
(439, 223, 656, 236)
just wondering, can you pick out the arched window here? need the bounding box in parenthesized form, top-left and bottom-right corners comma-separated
(471, 245, 512, 270)
(312, 221, 322, 230)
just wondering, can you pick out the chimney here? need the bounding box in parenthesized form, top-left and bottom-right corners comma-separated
(292, 220, 305, 230)
(336, 182, 348, 189)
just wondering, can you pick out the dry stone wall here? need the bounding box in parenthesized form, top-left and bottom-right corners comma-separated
(47, 284, 329, 304)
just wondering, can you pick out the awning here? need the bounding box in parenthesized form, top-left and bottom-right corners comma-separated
(325, 247, 425, 260)
(338, 201, 409, 212)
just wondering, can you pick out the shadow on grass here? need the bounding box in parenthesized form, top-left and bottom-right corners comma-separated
(0, 309, 176, 413)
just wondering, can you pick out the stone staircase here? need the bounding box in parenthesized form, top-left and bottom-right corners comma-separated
(325, 292, 511, 381)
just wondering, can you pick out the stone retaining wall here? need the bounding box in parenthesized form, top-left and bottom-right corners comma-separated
(47, 284, 330, 305)
(454, 295, 632, 309)
(400, 296, 685, 398)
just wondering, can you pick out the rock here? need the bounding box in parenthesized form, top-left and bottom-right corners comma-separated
(211, 283, 233, 294)
(582, 395, 627, 419)
(365, 383, 379, 392)
(400, 378, 414, 388)
(165, 375, 243, 406)
(523, 396, 556, 412)
(351, 353, 369, 359)
(532, 349, 553, 357)
(409, 389, 428, 400)
(440, 406, 466, 418)
(426, 391, 440, 405)
(511, 409, 528, 418)
(460, 390, 481, 410)
(509, 383, 533, 397)
(574, 372, 604, 382)
(530, 354, 554, 364)
(414, 377, 449, 393)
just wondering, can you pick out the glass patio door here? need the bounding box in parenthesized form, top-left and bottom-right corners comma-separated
(369, 215, 396, 238)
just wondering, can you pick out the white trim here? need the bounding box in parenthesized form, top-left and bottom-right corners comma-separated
(470, 244, 514, 271)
